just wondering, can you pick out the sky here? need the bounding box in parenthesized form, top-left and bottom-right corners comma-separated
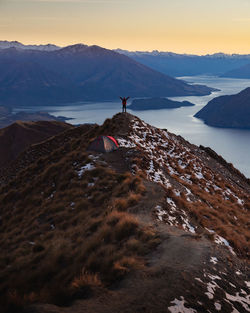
(1, 0, 250, 54)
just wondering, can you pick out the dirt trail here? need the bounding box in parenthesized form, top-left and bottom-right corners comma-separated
(30, 229, 217, 313)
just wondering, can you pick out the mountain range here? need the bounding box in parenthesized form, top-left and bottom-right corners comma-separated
(0, 113, 249, 313)
(115, 49, 250, 77)
(195, 87, 250, 129)
(0, 40, 60, 51)
(2, 41, 250, 83)
(0, 44, 214, 106)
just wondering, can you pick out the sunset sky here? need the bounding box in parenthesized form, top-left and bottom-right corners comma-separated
(1, 0, 250, 54)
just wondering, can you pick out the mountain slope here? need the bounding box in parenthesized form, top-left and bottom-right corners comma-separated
(0, 113, 249, 313)
(195, 87, 250, 128)
(0, 121, 73, 168)
(0, 45, 214, 105)
(222, 63, 250, 78)
(115, 49, 250, 77)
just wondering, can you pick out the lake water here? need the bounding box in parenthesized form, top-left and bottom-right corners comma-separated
(14, 76, 250, 178)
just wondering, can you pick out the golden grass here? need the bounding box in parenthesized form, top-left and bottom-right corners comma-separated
(0, 141, 157, 312)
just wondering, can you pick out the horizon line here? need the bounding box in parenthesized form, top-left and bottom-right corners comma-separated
(1, 39, 250, 56)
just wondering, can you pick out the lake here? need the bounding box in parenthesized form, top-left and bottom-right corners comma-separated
(14, 76, 250, 178)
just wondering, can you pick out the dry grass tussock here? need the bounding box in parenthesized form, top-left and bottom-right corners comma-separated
(0, 130, 158, 312)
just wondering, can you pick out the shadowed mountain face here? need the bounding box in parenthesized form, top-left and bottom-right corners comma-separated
(0, 45, 214, 106)
(0, 113, 249, 313)
(195, 87, 250, 128)
(221, 63, 250, 78)
(0, 120, 73, 168)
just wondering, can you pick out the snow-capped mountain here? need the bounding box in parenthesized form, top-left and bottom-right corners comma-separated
(0, 40, 60, 51)
(114, 49, 250, 77)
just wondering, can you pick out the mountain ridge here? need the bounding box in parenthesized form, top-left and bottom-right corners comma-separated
(0, 43, 214, 106)
(0, 113, 249, 313)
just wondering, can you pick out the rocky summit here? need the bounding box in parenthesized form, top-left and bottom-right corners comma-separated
(0, 113, 249, 313)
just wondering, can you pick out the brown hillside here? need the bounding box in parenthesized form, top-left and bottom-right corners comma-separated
(0, 113, 249, 313)
(0, 120, 73, 168)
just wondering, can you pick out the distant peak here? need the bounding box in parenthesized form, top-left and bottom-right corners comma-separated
(58, 44, 89, 53)
(58, 43, 116, 56)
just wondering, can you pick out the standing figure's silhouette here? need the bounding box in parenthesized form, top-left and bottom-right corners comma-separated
(120, 97, 130, 113)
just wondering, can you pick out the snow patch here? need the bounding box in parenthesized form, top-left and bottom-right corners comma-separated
(214, 234, 235, 255)
(245, 281, 250, 288)
(168, 296, 197, 313)
(204, 273, 221, 300)
(210, 257, 218, 265)
(118, 138, 136, 148)
(225, 292, 250, 312)
(77, 163, 95, 177)
(214, 302, 221, 311)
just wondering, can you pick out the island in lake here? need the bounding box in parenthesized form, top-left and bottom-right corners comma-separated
(194, 87, 250, 129)
(0, 106, 71, 129)
(128, 97, 195, 111)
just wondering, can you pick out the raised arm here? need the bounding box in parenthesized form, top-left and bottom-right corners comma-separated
(126, 97, 130, 101)
(120, 97, 123, 101)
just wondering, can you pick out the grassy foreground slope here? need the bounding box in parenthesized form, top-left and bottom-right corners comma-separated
(0, 113, 249, 313)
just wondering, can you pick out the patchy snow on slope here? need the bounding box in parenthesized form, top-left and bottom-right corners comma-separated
(225, 291, 250, 312)
(168, 297, 197, 313)
(156, 205, 165, 222)
(147, 160, 171, 187)
(223, 188, 245, 206)
(181, 209, 196, 233)
(210, 257, 218, 265)
(195, 172, 204, 179)
(77, 163, 95, 177)
(204, 274, 221, 300)
(214, 234, 235, 255)
(125, 117, 248, 253)
(156, 198, 196, 233)
(214, 302, 221, 311)
(118, 138, 136, 148)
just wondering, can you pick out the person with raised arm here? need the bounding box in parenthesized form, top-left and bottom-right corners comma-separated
(120, 97, 130, 113)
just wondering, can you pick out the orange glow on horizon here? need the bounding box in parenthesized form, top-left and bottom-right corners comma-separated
(1, 0, 250, 55)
